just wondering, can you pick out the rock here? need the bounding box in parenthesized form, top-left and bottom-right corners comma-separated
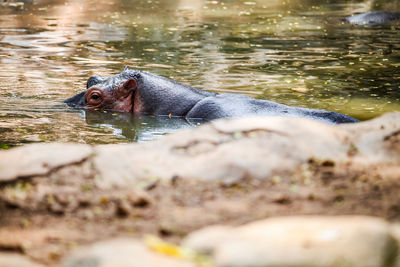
(0, 113, 399, 187)
(95, 116, 345, 186)
(0, 143, 93, 183)
(62, 238, 195, 267)
(390, 223, 400, 267)
(0, 252, 44, 267)
(92, 113, 400, 188)
(183, 216, 398, 267)
(0, 228, 62, 252)
(180, 225, 234, 255)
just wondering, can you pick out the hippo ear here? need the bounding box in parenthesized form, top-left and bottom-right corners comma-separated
(123, 78, 137, 91)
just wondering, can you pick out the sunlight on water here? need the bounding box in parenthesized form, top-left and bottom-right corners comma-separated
(0, 0, 399, 147)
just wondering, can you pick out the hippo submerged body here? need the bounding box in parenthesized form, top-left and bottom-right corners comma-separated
(64, 67, 358, 124)
(344, 11, 400, 26)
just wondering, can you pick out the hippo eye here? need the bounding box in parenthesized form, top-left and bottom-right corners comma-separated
(91, 94, 100, 100)
(86, 90, 103, 106)
(89, 93, 102, 103)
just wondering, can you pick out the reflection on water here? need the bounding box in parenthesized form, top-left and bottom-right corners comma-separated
(84, 110, 202, 142)
(0, 0, 400, 147)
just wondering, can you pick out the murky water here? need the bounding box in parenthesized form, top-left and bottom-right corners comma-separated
(0, 0, 399, 147)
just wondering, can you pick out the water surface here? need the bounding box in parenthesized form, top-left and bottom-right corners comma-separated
(0, 0, 399, 147)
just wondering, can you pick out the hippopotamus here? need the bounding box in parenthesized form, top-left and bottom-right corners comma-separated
(64, 67, 358, 124)
(343, 11, 400, 26)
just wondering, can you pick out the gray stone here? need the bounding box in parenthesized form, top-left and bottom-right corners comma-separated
(62, 238, 195, 267)
(0, 113, 400, 187)
(0, 143, 92, 182)
(0, 252, 44, 267)
(390, 223, 400, 267)
(183, 216, 398, 267)
(91, 112, 400, 187)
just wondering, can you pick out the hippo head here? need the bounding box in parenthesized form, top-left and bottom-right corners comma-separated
(64, 67, 140, 113)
